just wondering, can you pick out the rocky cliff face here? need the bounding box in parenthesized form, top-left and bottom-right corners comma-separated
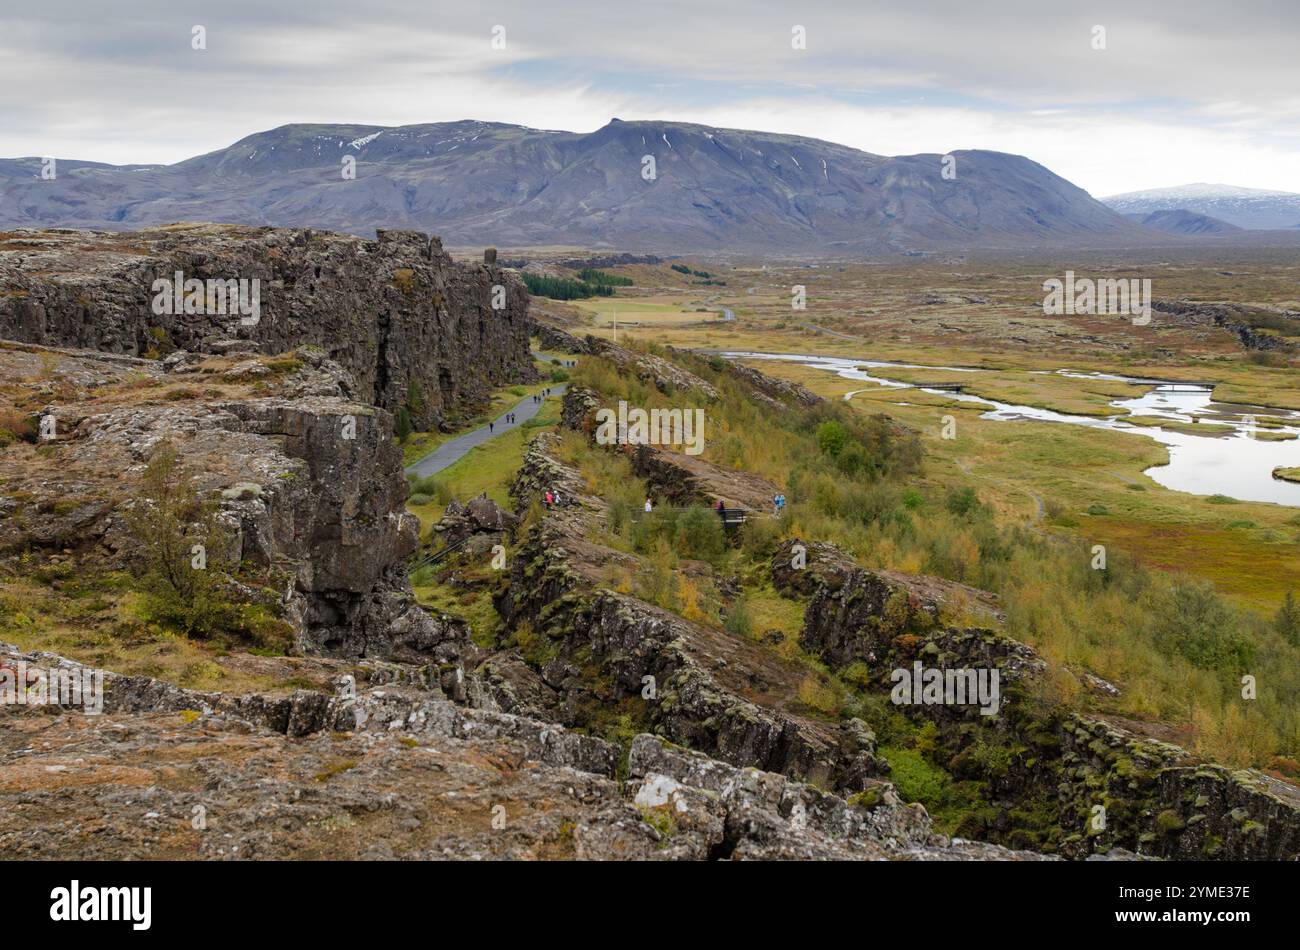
(772, 537, 1300, 859)
(672, 350, 826, 412)
(486, 417, 916, 800)
(488, 362, 1300, 859)
(212, 392, 465, 663)
(0, 225, 534, 664)
(584, 338, 718, 400)
(0, 342, 464, 667)
(1151, 299, 1298, 352)
(0, 225, 534, 430)
(529, 318, 590, 356)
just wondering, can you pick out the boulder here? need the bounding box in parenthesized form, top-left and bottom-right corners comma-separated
(435, 493, 519, 548)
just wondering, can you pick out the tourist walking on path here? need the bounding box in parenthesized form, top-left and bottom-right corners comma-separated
(406, 382, 568, 479)
(644, 497, 653, 513)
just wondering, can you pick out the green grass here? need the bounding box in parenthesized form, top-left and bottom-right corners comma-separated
(763, 358, 1300, 613)
(871, 366, 1145, 417)
(400, 369, 557, 466)
(1124, 416, 1235, 437)
(0, 571, 304, 694)
(573, 297, 723, 326)
(401, 383, 564, 647)
(405, 397, 561, 538)
(413, 581, 500, 648)
(567, 342, 1300, 770)
(738, 585, 807, 659)
(878, 745, 949, 806)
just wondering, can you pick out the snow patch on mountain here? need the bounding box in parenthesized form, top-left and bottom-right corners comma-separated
(348, 131, 383, 150)
(1103, 183, 1300, 230)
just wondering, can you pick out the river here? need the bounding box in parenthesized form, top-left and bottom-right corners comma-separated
(723, 352, 1300, 507)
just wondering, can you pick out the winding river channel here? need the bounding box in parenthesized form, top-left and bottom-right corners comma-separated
(723, 352, 1300, 507)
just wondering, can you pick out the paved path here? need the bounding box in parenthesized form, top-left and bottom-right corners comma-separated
(405, 384, 567, 478)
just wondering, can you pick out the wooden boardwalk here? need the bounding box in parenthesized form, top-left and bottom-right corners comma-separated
(634, 505, 767, 528)
(1150, 381, 1216, 393)
(902, 381, 967, 393)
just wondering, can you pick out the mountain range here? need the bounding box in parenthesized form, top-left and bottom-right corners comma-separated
(0, 119, 1170, 254)
(7, 120, 1289, 254)
(1103, 183, 1300, 231)
(1121, 208, 1242, 236)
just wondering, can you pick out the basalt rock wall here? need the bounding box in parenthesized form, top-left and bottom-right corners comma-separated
(0, 226, 534, 429)
(776, 537, 1300, 859)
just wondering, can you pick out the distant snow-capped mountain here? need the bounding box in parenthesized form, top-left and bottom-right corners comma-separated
(1103, 183, 1300, 230)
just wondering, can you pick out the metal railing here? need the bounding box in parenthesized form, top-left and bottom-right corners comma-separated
(629, 504, 780, 525)
(409, 533, 475, 573)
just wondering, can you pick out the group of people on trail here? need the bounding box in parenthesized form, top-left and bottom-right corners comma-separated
(489, 412, 518, 435)
(619, 493, 786, 522)
(531, 387, 555, 405)
(544, 488, 564, 508)
(638, 496, 771, 520)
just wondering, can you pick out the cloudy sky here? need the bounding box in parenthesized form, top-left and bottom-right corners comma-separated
(3, 0, 1298, 197)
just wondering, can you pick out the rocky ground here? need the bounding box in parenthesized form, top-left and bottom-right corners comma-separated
(4, 228, 1299, 861)
(0, 341, 460, 664)
(0, 641, 1050, 861)
(477, 376, 1300, 859)
(6, 331, 1300, 860)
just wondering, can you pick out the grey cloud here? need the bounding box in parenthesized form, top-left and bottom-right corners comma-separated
(0, 0, 1296, 187)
